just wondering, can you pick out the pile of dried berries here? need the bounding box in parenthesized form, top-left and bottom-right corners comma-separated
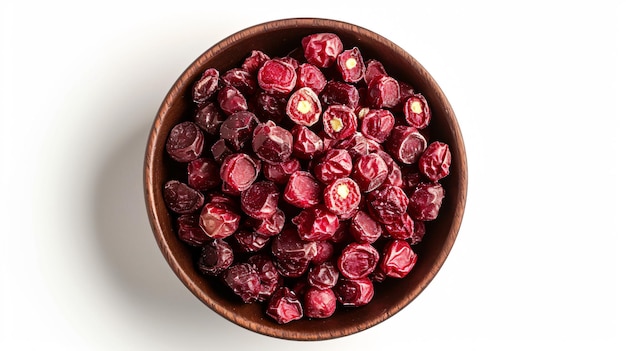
(162, 32, 451, 324)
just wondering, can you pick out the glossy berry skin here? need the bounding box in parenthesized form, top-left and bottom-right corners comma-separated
(252, 121, 293, 164)
(192, 68, 220, 104)
(308, 261, 340, 289)
(198, 202, 240, 239)
(233, 230, 271, 253)
(291, 125, 324, 159)
(296, 63, 327, 94)
(384, 212, 415, 240)
(336, 47, 365, 83)
(379, 240, 418, 278)
(352, 153, 389, 193)
(194, 102, 224, 135)
(251, 91, 287, 123)
(320, 81, 360, 109)
(314, 149, 353, 184)
(257, 59, 297, 95)
(304, 287, 337, 319)
(242, 50, 270, 74)
(271, 227, 318, 262)
(360, 108, 395, 143)
(335, 277, 374, 307)
(217, 84, 247, 115)
(283, 171, 322, 209)
(322, 104, 358, 141)
(409, 182, 445, 221)
(221, 68, 257, 97)
(163, 180, 204, 214)
(385, 125, 428, 165)
(176, 214, 210, 247)
(219, 153, 260, 193)
(367, 75, 401, 109)
(418, 141, 451, 182)
(248, 208, 285, 237)
(302, 32, 343, 68)
(291, 205, 339, 241)
(197, 239, 234, 276)
(403, 93, 431, 129)
(349, 210, 382, 244)
(240, 181, 280, 220)
(223, 263, 261, 303)
(166, 121, 204, 163)
(364, 59, 387, 85)
(286, 87, 322, 126)
(311, 240, 335, 265)
(266, 287, 303, 324)
(323, 177, 361, 216)
(219, 111, 258, 151)
(187, 157, 220, 191)
(366, 185, 409, 225)
(337, 242, 380, 279)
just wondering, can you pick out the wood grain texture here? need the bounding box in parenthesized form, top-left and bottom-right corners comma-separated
(144, 17, 468, 341)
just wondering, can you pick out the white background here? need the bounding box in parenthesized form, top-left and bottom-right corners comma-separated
(1, 0, 624, 350)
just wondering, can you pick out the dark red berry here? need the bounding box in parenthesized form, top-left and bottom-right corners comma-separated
(241, 50, 270, 74)
(291, 205, 339, 241)
(291, 125, 324, 159)
(419, 141, 451, 182)
(176, 214, 210, 247)
(385, 125, 427, 164)
(233, 230, 271, 253)
(192, 68, 220, 104)
(408, 182, 445, 221)
(219, 110, 258, 151)
(163, 180, 204, 214)
(187, 157, 220, 191)
(349, 210, 382, 244)
(271, 227, 318, 262)
(364, 59, 387, 85)
(337, 242, 380, 279)
(335, 277, 374, 307)
(274, 257, 310, 278)
(352, 153, 389, 193)
(367, 185, 409, 225)
(250, 91, 287, 123)
(360, 108, 395, 143)
(323, 177, 361, 216)
(283, 170, 322, 209)
(252, 121, 293, 164)
(304, 287, 337, 319)
(257, 58, 297, 95)
(248, 254, 281, 302)
(296, 63, 327, 94)
(219, 153, 259, 192)
(193, 102, 225, 135)
(262, 157, 301, 184)
(336, 47, 365, 83)
(332, 132, 373, 159)
(384, 212, 415, 240)
(311, 240, 334, 265)
(379, 239, 417, 278)
(322, 104, 357, 141)
(221, 68, 257, 97)
(217, 84, 247, 115)
(407, 220, 426, 245)
(308, 261, 340, 289)
(248, 208, 285, 237)
(165, 121, 204, 163)
(198, 202, 240, 239)
(197, 239, 234, 275)
(319, 80, 360, 109)
(301, 33, 343, 68)
(367, 75, 400, 109)
(210, 139, 233, 163)
(403, 94, 431, 129)
(314, 149, 353, 184)
(286, 87, 322, 126)
(240, 181, 280, 219)
(223, 263, 261, 303)
(377, 151, 403, 187)
(266, 287, 303, 324)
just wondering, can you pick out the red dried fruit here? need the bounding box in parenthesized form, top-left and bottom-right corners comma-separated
(337, 242, 380, 279)
(366, 185, 409, 225)
(274, 257, 311, 278)
(332, 132, 373, 159)
(187, 157, 220, 191)
(419, 141, 451, 182)
(335, 277, 374, 307)
(248, 254, 281, 302)
(194, 102, 225, 135)
(250, 91, 287, 123)
(257, 58, 297, 95)
(296, 63, 327, 94)
(248, 208, 285, 237)
(176, 214, 210, 247)
(217, 84, 248, 115)
(233, 230, 271, 253)
(262, 157, 301, 184)
(367, 75, 400, 109)
(252, 121, 293, 164)
(283, 170, 322, 209)
(323, 177, 361, 216)
(360, 108, 395, 143)
(408, 182, 445, 221)
(197, 239, 234, 275)
(291, 125, 324, 159)
(308, 261, 340, 289)
(219, 110, 258, 151)
(314, 149, 353, 184)
(221, 68, 257, 97)
(384, 212, 415, 240)
(223, 262, 261, 303)
(407, 220, 426, 245)
(240, 181, 280, 219)
(319, 80, 360, 109)
(163, 180, 205, 214)
(165, 121, 204, 163)
(322, 104, 358, 141)
(379, 239, 417, 278)
(220, 153, 259, 192)
(403, 94, 431, 129)
(271, 227, 318, 262)
(192, 68, 220, 104)
(364, 59, 387, 85)
(302, 32, 343, 68)
(336, 47, 365, 83)
(198, 202, 241, 239)
(349, 210, 382, 244)
(210, 139, 233, 163)
(241, 50, 270, 74)
(377, 150, 403, 187)
(311, 240, 334, 265)
(304, 287, 337, 319)
(286, 87, 322, 126)
(352, 153, 389, 193)
(266, 287, 303, 324)
(385, 125, 427, 164)
(291, 205, 339, 241)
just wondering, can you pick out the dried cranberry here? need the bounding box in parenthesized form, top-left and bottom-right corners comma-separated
(217, 84, 247, 115)
(403, 94, 431, 129)
(192, 68, 220, 104)
(286, 87, 322, 126)
(193, 102, 225, 135)
(241, 50, 270, 74)
(291, 205, 339, 241)
(248, 254, 281, 302)
(262, 157, 301, 184)
(257, 58, 297, 95)
(352, 153, 389, 193)
(402, 169, 423, 189)
(314, 149, 353, 184)
(163, 180, 205, 214)
(407, 220, 426, 245)
(419, 141, 451, 182)
(223, 262, 261, 303)
(384, 212, 415, 240)
(240, 181, 280, 219)
(322, 104, 357, 141)
(323, 177, 361, 216)
(308, 261, 340, 289)
(250, 91, 287, 123)
(337, 242, 380, 279)
(283, 170, 322, 209)
(367, 75, 400, 109)
(219, 110, 258, 151)
(349, 210, 382, 244)
(367, 185, 409, 225)
(219, 153, 259, 192)
(266, 287, 303, 324)
(296, 63, 327, 94)
(233, 230, 271, 253)
(336, 47, 365, 83)
(197, 239, 234, 275)
(360, 108, 395, 143)
(291, 125, 324, 159)
(271, 227, 318, 262)
(319, 81, 360, 109)
(210, 139, 233, 163)
(304, 287, 337, 319)
(302, 33, 343, 68)
(335, 277, 374, 307)
(252, 121, 293, 164)
(379, 240, 418, 278)
(198, 202, 240, 239)
(385, 125, 427, 164)
(176, 214, 210, 247)
(248, 208, 285, 237)
(408, 182, 445, 221)
(165, 121, 204, 163)
(187, 157, 220, 191)
(274, 257, 311, 278)
(332, 132, 372, 159)
(377, 151, 403, 187)
(221, 68, 257, 97)
(364, 59, 387, 85)
(311, 240, 334, 265)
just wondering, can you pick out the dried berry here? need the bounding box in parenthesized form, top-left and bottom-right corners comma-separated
(291, 205, 339, 241)
(408, 182, 445, 221)
(198, 202, 241, 239)
(266, 287, 303, 324)
(336, 47, 365, 83)
(257, 58, 297, 95)
(322, 104, 358, 141)
(335, 277, 374, 307)
(403, 93, 431, 129)
(304, 287, 337, 319)
(283, 171, 322, 209)
(192, 68, 220, 104)
(220, 153, 260, 193)
(163, 180, 204, 214)
(197, 239, 234, 275)
(166, 121, 204, 163)
(385, 125, 428, 164)
(252, 121, 293, 164)
(337, 242, 380, 279)
(286, 87, 322, 126)
(240, 181, 280, 219)
(302, 33, 343, 68)
(379, 240, 417, 278)
(323, 177, 361, 216)
(223, 263, 261, 303)
(418, 141, 451, 182)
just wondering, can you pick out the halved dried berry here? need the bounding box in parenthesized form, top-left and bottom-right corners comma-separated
(403, 93, 431, 129)
(336, 47, 365, 83)
(220, 153, 259, 192)
(323, 177, 361, 216)
(286, 87, 322, 126)
(322, 104, 357, 141)
(385, 125, 428, 164)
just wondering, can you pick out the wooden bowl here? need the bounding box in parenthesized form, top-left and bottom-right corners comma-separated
(144, 18, 467, 341)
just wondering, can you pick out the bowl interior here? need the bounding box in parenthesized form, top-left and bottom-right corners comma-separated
(144, 18, 467, 341)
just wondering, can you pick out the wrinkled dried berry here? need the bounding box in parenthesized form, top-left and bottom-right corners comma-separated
(419, 141, 451, 182)
(248, 208, 285, 237)
(163, 180, 205, 214)
(283, 171, 322, 209)
(367, 185, 409, 224)
(308, 261, 340, 289)
(385, 125, 428, 164)
(187, 157, 220, 191)
(311, 240, 334, 265)
(218, 84, 248, 115)
(335, 277, 374, 307)
(223, 262, 261, 303)
(248, 254, 281, 301)
(322, 104, 357, 140)
(384, 212, 415, 240)
(352, 153, 389, 193)
(210, 139, 233, 163)
(192, 68, 220, 104)
(379, 240, 417, 278)
(302, 33, 343, 68)
(252, 121, 293, 164)
(176, 214, 210, 247)
(197, 239, 234, 275)
(271, 227, 318, 262)
(240, 181, 280, 219)
(194, 102, 225, 135)
(222, 68, 257, 97)
(262, 157, 301, 184)
(360, 108, 395, 143)
(266, 287, 303, 324)
(233, 230, 271, 253)
(319, 81, 360, 109)
(291, 205, 339, 241)
(337, 242, 380, 279)
(242, 50, 270, 74)
(364, 59, 387, 85)
(166, 121, 204, 163)
(198, 202, 240, 239)
(324, 177, 361, 216)
(304, 287, 337, 319)
(291, 125, 324, 159)
(257, 58, 297, 95)
(336, 47, 365, 83)
(286, 87, 322, 126)
(349, 210, 382, 244)
(296, 63, 327, 94)
(219, 110, 258, 151)
(367, 75, 401, 109)
(404, 93, 431, 129)
(251, 91, 287, 123)
(220, 153, 259, 193)
(409, 182, 445, 221)
(314, 149, 353, 184)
